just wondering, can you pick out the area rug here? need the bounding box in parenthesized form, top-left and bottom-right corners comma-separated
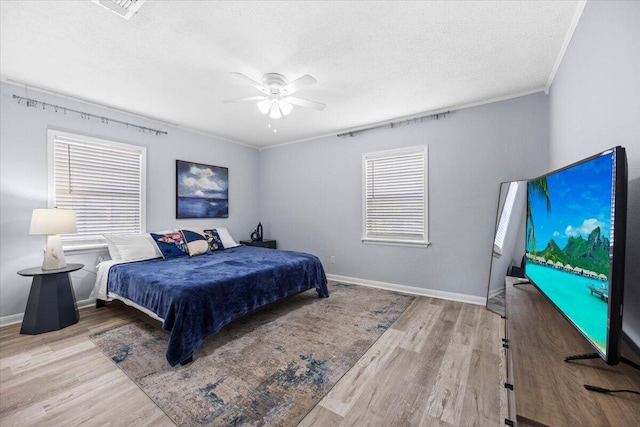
(90, 283, 414, 426)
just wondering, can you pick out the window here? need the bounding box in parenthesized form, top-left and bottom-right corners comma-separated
(362, 145, 428, 246)
(48, 130, 146, 249)
(493, 181, 520, 255)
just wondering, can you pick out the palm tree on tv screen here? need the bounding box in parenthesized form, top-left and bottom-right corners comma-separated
(527, 177, 551, 255)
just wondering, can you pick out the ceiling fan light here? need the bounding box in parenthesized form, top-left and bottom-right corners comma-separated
(279, 100, 293, 116)
(269, 103, 282, 119)
(257, 99, 271, 114)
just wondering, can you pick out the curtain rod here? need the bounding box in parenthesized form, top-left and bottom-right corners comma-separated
(11, 94, 168, 136)
(337, 110, 450, 138)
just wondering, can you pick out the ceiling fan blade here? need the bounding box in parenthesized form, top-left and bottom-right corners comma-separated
(222, 96, 267, 103)
(230, 72, 269, 94)
(282, 75, 317, 94)
(285, 96, 326, 111)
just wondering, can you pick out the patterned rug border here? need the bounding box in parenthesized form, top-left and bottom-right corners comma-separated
(90, 283, 415, 426)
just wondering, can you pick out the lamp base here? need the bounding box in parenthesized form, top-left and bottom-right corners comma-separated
(42, 235, 67, 270)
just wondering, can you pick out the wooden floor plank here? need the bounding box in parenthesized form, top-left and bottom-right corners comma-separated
(423, 342, 473, 426)
(450, 303, 480, 347)
(459, 349, 502, 427)
(297, 404, 343, 427)
(340, 347, 425, 426)
(396, 300, 443, 353)
(317, 328, 407, 417)
(471, 307, 502, 355)
(389, 295, 434, 331)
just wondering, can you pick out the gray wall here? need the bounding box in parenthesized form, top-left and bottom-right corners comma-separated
(548, 1, 640, 347)
(0, 81, 260, 319)
(259, 93, 548, 298)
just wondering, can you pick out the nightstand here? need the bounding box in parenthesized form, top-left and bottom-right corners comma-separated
(240, 239, 277, 249)
(17, 263, 83, 334)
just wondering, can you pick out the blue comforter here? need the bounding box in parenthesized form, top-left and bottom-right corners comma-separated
(107, 245, 328, 366)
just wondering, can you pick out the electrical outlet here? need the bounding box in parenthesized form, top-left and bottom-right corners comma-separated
(330, 256, 335, 264)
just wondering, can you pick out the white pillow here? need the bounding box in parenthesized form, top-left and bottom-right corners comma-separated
(215, 227, 239, 248)
(104, 235, 122, 261)
(104, 233, 162, 262)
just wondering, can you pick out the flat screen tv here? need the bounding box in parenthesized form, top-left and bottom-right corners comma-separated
(525, 146, 627, 365)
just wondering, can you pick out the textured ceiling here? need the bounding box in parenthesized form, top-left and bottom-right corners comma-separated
(0, 1, 582, 148)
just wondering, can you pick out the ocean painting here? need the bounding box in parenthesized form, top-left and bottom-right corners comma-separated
(176, 160, 228, 218)
(525, 150, 614, 355)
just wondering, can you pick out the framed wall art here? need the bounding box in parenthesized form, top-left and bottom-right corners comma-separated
(176, 160, 229, 218)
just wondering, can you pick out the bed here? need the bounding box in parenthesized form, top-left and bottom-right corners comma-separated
(91, 245, 328, 366)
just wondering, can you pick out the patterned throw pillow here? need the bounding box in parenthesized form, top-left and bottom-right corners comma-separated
(203, 229, 225, 252)
(181, 229, 210, 256)
(150, 231, 189, 259)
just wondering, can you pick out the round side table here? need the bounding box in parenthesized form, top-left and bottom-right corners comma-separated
(17, 263, 83, 335)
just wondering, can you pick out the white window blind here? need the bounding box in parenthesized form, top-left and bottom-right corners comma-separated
(494, 181, 520, 255)
(48, 130, 146, 248)
(362, 145, 428, 246)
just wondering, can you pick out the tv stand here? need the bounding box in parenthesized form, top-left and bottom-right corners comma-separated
(565, 352, 640, 371)
(563, 352, 600, 362)
(511, 280, 530, 286)
(504, 277, 640, 426)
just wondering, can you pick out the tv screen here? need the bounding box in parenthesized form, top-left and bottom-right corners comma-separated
(525, 146, 627, 365)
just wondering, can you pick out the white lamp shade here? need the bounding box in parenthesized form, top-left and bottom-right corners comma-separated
(29, 208, 77, 235)
(257, 99, 272, 114)
(279, 100, 293, 116)
(269, 103, 282, 119)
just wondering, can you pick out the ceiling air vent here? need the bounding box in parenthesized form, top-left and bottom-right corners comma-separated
(92, 0, 146, 20)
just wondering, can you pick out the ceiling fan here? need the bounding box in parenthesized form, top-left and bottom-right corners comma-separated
(223, 72, 325, 119)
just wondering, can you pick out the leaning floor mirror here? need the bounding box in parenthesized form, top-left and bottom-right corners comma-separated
(486, 180, 527, 316)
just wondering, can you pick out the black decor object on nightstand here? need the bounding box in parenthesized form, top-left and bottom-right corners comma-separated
(240, 239, 277, 249)
(251, 222, 263, 242)
(17, 263, 83, 334)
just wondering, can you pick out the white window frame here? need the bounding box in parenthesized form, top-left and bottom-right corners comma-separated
(47, 129, 146, 250)
(362, 145, 429, 247)
(493, 181, 520, 256)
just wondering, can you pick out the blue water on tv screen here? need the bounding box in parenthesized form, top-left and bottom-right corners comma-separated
(525, 150, 615, 356)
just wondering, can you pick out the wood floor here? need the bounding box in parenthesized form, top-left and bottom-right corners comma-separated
(0, 283, 505, 426)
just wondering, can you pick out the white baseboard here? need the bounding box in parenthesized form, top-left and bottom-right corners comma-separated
(327, 274, 487, 306)
(0, 298, 96, 328)
(0, 313, 24, 328)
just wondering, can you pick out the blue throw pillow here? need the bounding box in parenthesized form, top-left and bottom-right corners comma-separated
(203, 229, 225, 252)
(150, 231, 189, 259)
(181, 229, 210, 256)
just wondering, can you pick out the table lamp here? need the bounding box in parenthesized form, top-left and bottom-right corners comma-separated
(29, 208, 77, 270)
